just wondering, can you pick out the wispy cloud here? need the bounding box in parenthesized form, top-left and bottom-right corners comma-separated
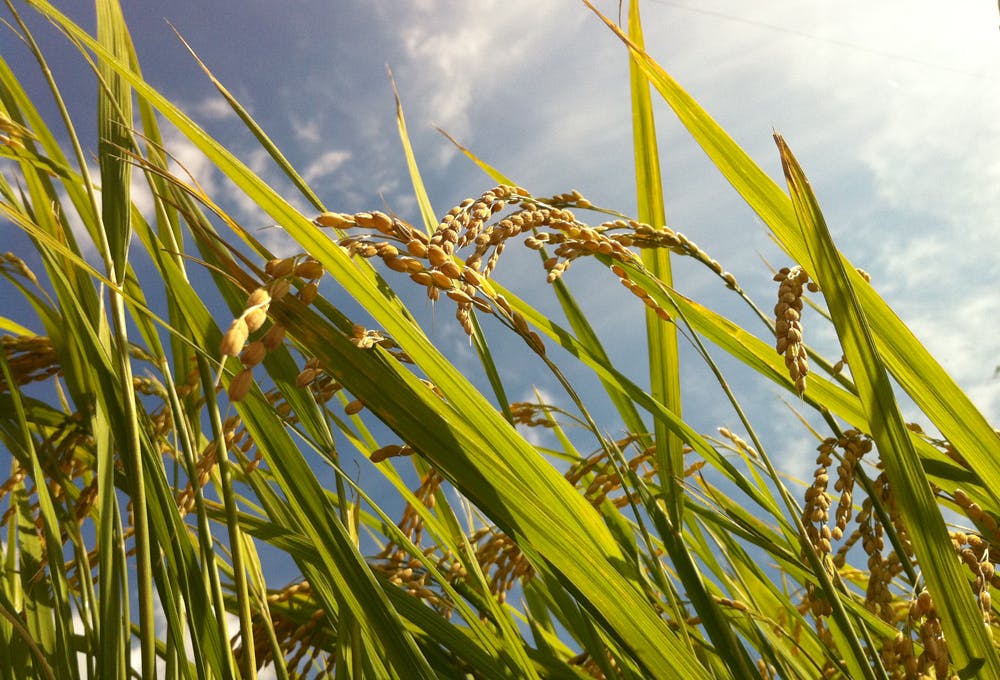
(302, 149, 351, 184)
(192, 94, 237, 121)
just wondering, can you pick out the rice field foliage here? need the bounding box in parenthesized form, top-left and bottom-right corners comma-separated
(1, 0, 998, 678)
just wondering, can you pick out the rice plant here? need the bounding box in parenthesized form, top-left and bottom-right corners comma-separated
(1, 1, 997, 678)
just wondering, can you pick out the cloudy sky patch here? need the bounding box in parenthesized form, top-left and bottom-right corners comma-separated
(5, 0, 996, 486)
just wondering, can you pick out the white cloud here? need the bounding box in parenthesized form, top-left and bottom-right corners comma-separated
(374, 0, 590, 166)
(159, 124, 220, 198)
(302, 149, 351, 184)
(193, 94, 237, 121)
(291, 115, 323, 144)
(897, 292, 1000, 419)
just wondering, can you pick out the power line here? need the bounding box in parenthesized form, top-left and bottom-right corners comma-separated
(647, 0, 996, 80)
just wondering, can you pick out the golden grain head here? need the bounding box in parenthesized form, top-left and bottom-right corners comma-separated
(295, 367, 318, 388)
(294, 259, 324, 280)
(409, 271, 434, 287)
(315, 212, 353, 228)
(240, 340, 267, 367)
(228, 367, 254, 402)
(261, 323, 286, 351)
(429, 270, 453, 289)
(427, 244, 448, 267)
(369, 210, 394, 233)
(265, 257, 295, 278)
(298, 282, 319, 305)
(370, 444, 403, 463)
(344, 398, 365, 416)
(268, 278, 291, 301)
(220, 318, 249, 357)
(244, 307, 268, 333)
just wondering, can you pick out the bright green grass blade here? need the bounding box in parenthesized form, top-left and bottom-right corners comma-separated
(226, 380, 437, 678)
(585, 0, 1000, 510)
(96, 0, 133, 281)
(18, 17, 714, 672)
(95, 3, 158, 675)
(0, 318, 34, 335)
(389, 68, 437, 234)
(0, 584, 57, 680)
(603, 257, 973, 492)
(389, 89, 517, 421)
(257, 290, 712, 678)
(172, 27, 326, 212)
(0, 352, 76, 680)
(3, 14, 131, 676)
(628, 0, 684, 525)
(776, 134, 997, 678)
(435, 132, 649, 435)
(124, 227, 433, 675)
(436, 128, 517, 187)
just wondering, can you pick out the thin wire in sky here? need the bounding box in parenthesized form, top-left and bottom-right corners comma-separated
(647, 0, 996, 81)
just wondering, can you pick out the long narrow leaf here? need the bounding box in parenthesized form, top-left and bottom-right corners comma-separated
(776, 134, 997, 678)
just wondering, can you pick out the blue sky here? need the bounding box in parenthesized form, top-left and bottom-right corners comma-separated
(5, 0, 999, 522)
(3, 0, 1000, 671)
(8, 1, 999, 411)
(111, 0, 999, 418)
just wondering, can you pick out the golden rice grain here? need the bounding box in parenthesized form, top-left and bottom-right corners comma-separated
(370, 444, 403, 463)
(377, 243, 399, 259)
(471, 296, 493, 313)
(510, 311, 530, 335)
(438, 260, 462, 280)
(220, 318, 249, 357)
(344, 399, 365, 415)
(461, 267, 484, 286)
(493, 295, 513, 317)
(369, 211, 394, 234)
(298, 282, 319, 304)
(240, 341, 266, 367)
(294, 259, 324, 280)
(429, 270, 454, 289)
(526, 331, 546, 354)
(427, 244, 448, 268)
(268, 278, 291, 301)
(295, 367, 318, 388)
(261, 323, 286, 351)
(409, 271, 434, 287)
(384, 256, 410, 273)
(246, 287, 271, 308)
(406, 239, 428, 258)
(400, 258, 424, 274)
(315, 212, 354, 228)
(265, 257, 295, 277)
(228, 367, 254, 402)
(446, 289, 473, 304)
(353, 212, 375, 228)
(244, 307, 268, 333)
(717, 427, 759, 460)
